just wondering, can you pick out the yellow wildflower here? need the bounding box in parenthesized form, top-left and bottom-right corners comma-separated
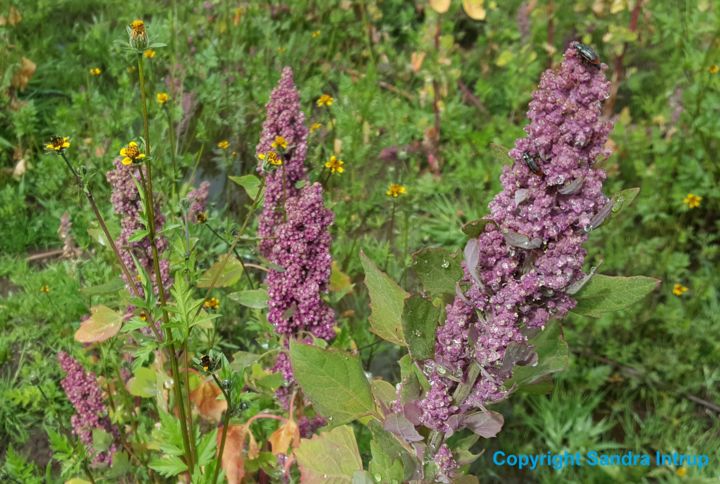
(310, 122, 322, 132)
(46, 136, 70, 152)
(316, 94, 334, 107)
(672, 283, 688, 296)
(203, 297, 220, 310)
(311, 30, 321, 38)
(676, 467, 687, 477)
(324, 155, 345, 174)
(156, 92, 169, 105)
(271, 135, 288, 150)
(386, 183, 407, 198)
(683, 193, 702, 209)
(119, 141, 146, 166)
(89, 67, 102, 76)
(709, 65, 719, 74)
(143, 49, 156, 59)
(40, 284, 50, 294)
(217, 140, 230, 150)
(259, 151, 282, 166)
(129, 19, 148, 49)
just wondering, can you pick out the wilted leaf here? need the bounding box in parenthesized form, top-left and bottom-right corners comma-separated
(197, 256, 244, 288)
(462, 0, 486, 20)
(412, 247, 463, 296)
(428, 0, 451, 13)
(219, 425, 246, 484)
(290, 341, 375, 425)
(269, 419, 300, 455)
(360, 251, 408, 345)
(190, 378, 227, 422)
(74, 305, 123, 343)
(573, 274, 660, 318)
(329, 261, 353, 297)
(294, 426, 363, 483)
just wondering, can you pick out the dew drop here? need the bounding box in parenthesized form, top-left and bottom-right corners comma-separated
(163, 379, 174, 389)
(441, 259, 450, 269)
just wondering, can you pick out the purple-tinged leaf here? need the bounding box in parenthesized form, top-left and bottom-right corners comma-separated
(502, 229, 542, 249)
(402, 401, 423, 426)
(585, 201, 613, 232)
(463, 239, 482, 286)
(514, 188, 530, 205)
(383, 413, 423, 442)
(463, 410, 504, 438)
(566, 265, 599, 295)
(558, 176, 585, 195)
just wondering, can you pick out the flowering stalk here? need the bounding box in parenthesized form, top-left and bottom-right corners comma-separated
(135, 48, 196, 472)
(417, 43, 614, 476)
(57, 352, 119, 466)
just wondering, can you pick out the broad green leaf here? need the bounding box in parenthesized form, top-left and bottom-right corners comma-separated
(359, 251, 408, 345)
(401, 295, 441, 361)
(610, 187, 640, 217)
(294, 426, 363, 484)
(505, 321, 568, 393)
(290, 341, 375, 425)
(368, 421, 417, 482)
(371, 379, 397, 409)
(149, 455, 188, 477)
(230, 351, 262, 374)
(74, 305, 123, 343)
(197, 256, 244, 288)
(228, 288, 268, 309)
(573, 274, 660, 318)
(92, 428, 112, 452)
(229, 174, 261, 199)
(79, 279, 125, 296)
(127, 367, 157, 398)
(412, 248, 463, 296)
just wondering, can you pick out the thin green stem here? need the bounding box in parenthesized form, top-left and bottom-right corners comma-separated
(164, 106, 178, 199)
(384, 200, 397, 271)
(137, 53, 196, 472)
(211, 373, 231, 484)
(59, 153, 142, 302)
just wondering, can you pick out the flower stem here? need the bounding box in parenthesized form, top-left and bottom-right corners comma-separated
(137, 53, 196, 472)
(59, 153, 141, 301)
(211, 373, 232, 484)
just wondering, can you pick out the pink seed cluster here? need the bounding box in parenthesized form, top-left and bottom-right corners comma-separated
(419, 44, 613, 435)
(58, 351, 118, 466)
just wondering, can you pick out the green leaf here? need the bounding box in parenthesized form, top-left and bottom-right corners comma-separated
(401, 295, 441, 361)
(461, 219, 493, 238)
(149, 455, 188, 477)
(294, 426, 363, 484)
(74, 305, 123, 343)
(197, 256, 244, 288)
(92, 428, 112, 452)
(227, 288, 268, 309)
(195, 428, 218, 468)
(411, 248, 463, 296)
(230, 351, 262, 374)
(368, 421, 417, 482)
(229, 174, 261, 199)
(126, 367, 157, 398)
(505, 321, 568, 393)
(359, 251, 408, 346)
(371, 379, 397, 409)
(572, 274, 660, 318)
(290, 341, 375, 425)
(610, 187, 640, 217)
(79, 279, 125, 296)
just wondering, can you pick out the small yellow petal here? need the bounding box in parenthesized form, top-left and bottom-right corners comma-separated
(121, 157, 132, 166)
